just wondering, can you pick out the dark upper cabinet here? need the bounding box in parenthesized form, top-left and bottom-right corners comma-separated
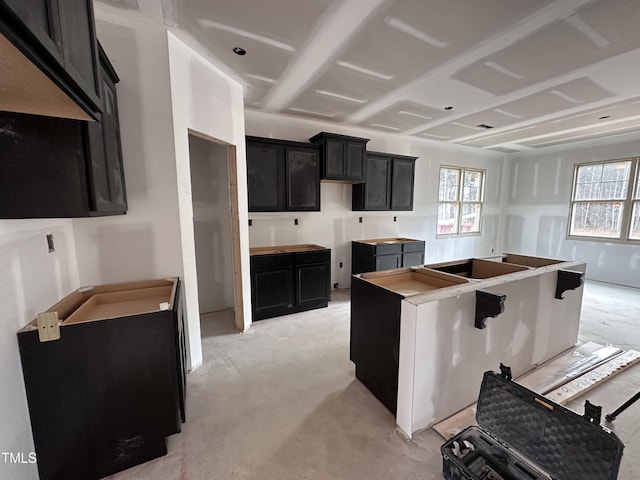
(85, 44, 127, 214)
(0, 45, 127, 218)
(246, 140, 285, 212)
(0, 0, 100, 118)
(352, 151, 417, 211)
(309, 131, 369, 182)
(390, 157, 416, 211)
(246, 136, 320, 212)
(285, 145, 320, 211)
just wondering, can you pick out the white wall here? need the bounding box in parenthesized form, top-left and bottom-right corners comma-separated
(245, 109, 506, 288)
(189, 135, 234, 313)
(167, 31, 251, 339)
(504, 135, 640, 288)
(0, 220, 79, 480)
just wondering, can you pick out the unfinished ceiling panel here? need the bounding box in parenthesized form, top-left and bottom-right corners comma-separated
(453, 0, 640, 95)
(166, 0, 338, 103)
(416, 121, 487, 141)
(360, 100, 447, 132)
(449, 77, 615, 135)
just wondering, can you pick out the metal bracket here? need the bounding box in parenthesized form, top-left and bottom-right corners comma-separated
(37, 311, 60, 342)
(475, 290, 506, 329)
(555, 269, 584, 299)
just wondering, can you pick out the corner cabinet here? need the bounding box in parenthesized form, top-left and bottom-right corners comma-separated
(309, 131, 369, 182)
(246, 136, 320, 212)
(250, 245, 331, 320)
(0, 0, 101, 118)
(352, 152, 417, 211)
(17, 278, 186, 480)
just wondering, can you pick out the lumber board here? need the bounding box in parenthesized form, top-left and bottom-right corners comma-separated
(433, 342, 623, 440)
(545, 350, 640, 405)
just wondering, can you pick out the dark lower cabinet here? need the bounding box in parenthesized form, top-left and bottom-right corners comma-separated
(352, 152, 417, 211)
(251, 246, 331, 320)
(246, 136, 320, 212)
(350, 275, 402, 413)
(352, 238, 426, 275)
(17, 278, 186, 480)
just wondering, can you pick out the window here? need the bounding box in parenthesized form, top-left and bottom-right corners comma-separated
(568, 158, 640, 242)
(437, 166, 485, 235)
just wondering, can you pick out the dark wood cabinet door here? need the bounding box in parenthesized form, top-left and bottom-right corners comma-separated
(402, 251, 424, 268)
(346, 141, 365, 180)
(391, 158, 415, 210)
(252, 267, 293, 318)
(247, 141, 285, 211)
(285, 146, 320, 211)
(375, 254, 401, 271)
(57, 0, 99, 103)
(295, 263, 329, 305)
(325, 138, 345, 178)
(365, 154, 391, 210)
(2, 0, 62, 61)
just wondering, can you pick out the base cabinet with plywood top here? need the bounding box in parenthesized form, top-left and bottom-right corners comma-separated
(250, 244, 331, 321)
(350, 255, 587, 438)
(16, 278, 186, 480)
(351, 237, 425, 274)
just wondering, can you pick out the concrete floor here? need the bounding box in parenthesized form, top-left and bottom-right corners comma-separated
(111, 280, 640, 480)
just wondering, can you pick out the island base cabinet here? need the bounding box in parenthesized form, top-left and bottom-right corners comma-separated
(17, 278, 185, 480)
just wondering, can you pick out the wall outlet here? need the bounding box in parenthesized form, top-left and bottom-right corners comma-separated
(339, 262, 343, 268)
(46, 234, 55, 253)
(333, 283, 339, 289)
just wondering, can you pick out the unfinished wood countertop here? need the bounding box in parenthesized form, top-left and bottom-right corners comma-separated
(354, 237, 422, 245)
(250, 244, 329, 255)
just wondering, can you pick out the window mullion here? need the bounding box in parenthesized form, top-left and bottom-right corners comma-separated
(622, 158, 639, 239)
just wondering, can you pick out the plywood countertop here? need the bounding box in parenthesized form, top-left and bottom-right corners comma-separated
(250, 244, 329, 255)
(354, 237, 421, 245)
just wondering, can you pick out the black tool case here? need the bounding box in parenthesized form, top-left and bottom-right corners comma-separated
(441, 366, 624, 480)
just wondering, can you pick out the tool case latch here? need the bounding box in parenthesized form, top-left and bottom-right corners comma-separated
(499, 363, 512, 380)
(583, 400, 602, 425)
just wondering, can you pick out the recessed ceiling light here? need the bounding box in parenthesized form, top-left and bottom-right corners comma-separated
(384, 16, 450, 48)
(599, 115, 611, 120)
(233, 47, 246, 56)
(315, 89, 367, 104)
(476, 124, 494, 129)
(444, 106, 453, 110)
(484, 61, 523, 80)
(336, 60, 394, 81)
(197, 18, 295, 52)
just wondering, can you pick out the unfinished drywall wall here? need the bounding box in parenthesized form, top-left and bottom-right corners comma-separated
(167, 31, 251, 335)
(189, 134, 234, 313)
(503, 135, 640, 288)
(72, 3, 189, 357)
(0, 220, 80, 480)
(245, 110, 505, 289)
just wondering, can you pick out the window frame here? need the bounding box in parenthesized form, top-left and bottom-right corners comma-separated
(567, 157, 640, 244)
(437, 165, 486, 237)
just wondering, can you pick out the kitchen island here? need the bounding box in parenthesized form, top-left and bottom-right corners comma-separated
(350, 255, 586, 438)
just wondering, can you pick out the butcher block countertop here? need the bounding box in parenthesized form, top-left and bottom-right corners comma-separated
(250, 244, 328, 255)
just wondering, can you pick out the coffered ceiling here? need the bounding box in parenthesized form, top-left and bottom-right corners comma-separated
(158, 0, 640, 153)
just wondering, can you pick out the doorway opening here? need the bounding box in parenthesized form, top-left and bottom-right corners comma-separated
(187, 132, 244, 331)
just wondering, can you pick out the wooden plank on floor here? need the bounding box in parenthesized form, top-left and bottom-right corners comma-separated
(433, 342, 623, 440)
(545, 350, 640, 405)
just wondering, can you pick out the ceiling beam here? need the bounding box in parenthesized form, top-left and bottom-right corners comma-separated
(261, 0, 387, 111)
